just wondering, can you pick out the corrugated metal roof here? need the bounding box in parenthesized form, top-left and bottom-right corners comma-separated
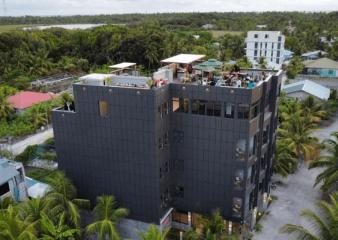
(304, 58, 338, 70)
(282, 80, 331, 100)
(161, 54, 205, 64)
(0, 159, 19, 185)
(79, 74, 114, 81)
(109, 62, 136, 69)
(301, 50, 327, 57)
(7, 91, 55, 110)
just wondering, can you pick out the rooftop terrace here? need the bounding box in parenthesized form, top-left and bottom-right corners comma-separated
(78, 54, 277, 90)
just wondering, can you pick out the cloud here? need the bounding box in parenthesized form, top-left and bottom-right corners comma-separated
(1, 0, 337, 16)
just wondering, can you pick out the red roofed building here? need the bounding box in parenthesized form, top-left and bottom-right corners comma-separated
(8, 91, 56, 111)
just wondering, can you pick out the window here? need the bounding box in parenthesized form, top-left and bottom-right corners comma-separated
(235, 139, 246, 161)
(254, 34, 258, 38)
(254, 50, 258, 57)
(175, 186, 184, 198)
(0, 182, 10, 196)
(191, 100, 199, 114)
(198, 100, 207, 115)
(249, 134, 257, 157)
(232, 198, 242, 217)
(173, 98, 189, 113)
(255, 42, 258, 48)
(272, 43, 274, 49)
(260, 43, 262, 48)
(158, 105, 163, 118)
(179, 98, 189, 113)
(250, 102, 260, 119)
(99, 101, 108, 117)
(276, 58, 280, 64)
(277, 43, 281, 49)
(277, 51, 280, 57)
(263, 126, 269, 144)
(265, 42, 267, 48)
(264, 50, 267, 57)
(163, 102, 168, 115)
(265, 34, 269, 38)
(234, 170, 244, 189)
(225, 103, 234, 118)
(172, 98, 179, 112)
(214, 102, 221, 116)
(261, 153, 267, 170)
(206, 101, 221, 117)
(278, 36, 282, 42)
(164, 132, 169, 146)
(238, 104, 250, 119)
(250, 165, 256, 183)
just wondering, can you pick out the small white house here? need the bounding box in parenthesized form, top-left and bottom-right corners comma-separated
(282, 80, 331, 101)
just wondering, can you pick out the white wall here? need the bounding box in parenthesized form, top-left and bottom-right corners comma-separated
(245, 31, 285, 70)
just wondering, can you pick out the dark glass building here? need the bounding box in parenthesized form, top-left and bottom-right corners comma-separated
(52, 56, 282, 230)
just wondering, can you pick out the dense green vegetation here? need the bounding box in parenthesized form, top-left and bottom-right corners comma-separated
(0, 171, 128, 240)
(0, 12, 337, 90)
(274, 92, 338, 177)
(0, 89, 71, 139)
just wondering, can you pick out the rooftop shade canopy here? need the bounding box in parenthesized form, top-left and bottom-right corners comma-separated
(161, 54, 206, 64)
(109, 62, 136, 69)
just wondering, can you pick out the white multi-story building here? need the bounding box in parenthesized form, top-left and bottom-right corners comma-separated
(245, 31, 285, 69)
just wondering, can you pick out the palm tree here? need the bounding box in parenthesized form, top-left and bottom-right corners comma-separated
(278, 114, 319, 161)
(278, 97, 302, 125)
(301, 96, 327, 123)
(273, 140, 298, 177)
(280, 193, 338, 240)
(28, 107, 48, 130)
(309, 132, 338, 192)
(202, 209, 225, 236)
(0, 196, 13, 210)
(86, 195, 128, 240)
(0, 94, 14, 121)
(137, 224, 169, 240)
(0, 205, 37, 240)
(46, 171, 90, 227)
(40, 213, 80, 240)
(18, 198, 49, 234)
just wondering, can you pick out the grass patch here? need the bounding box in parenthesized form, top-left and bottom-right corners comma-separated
(0, 24, 33, 33)
(26, 168, 58, 182)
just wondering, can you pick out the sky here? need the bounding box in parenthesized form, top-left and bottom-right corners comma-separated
(1, 0, 338, 16)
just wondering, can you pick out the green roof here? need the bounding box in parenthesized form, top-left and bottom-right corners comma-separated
(304, 58, 338, 70)
(193, 59, 223, 72)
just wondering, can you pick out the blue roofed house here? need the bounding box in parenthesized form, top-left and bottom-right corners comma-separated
(0, 159, 28, 202)
(282, 80, 331, 101)
(303, 58, 338, 78)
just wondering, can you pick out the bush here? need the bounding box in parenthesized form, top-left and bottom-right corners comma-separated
(254, 223, 263, 233)
(15, 144, 38, 164)
(39, 151, 57, 161)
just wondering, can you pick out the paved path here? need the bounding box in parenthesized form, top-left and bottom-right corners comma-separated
(254, 114, 338, 240)
(2, 128, 54, 155)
